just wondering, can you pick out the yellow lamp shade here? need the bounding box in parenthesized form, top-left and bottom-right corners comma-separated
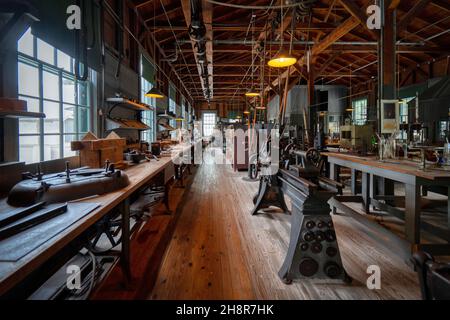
(145, 87, 165, 99)
(268, 49, 297, 68)
(245, 87, 260, 97)
(243, 111, 250, 115)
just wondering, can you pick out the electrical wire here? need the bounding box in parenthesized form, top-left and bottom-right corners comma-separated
(105, 0, 193, 102)
(205, 0, 316, 10)
(158, 0, 202, 98)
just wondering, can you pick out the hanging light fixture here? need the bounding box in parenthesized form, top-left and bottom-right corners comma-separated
(245, 14, 261, 98)
(146, 2, 165, 99)
(245, 87, 260, 97)
(268, 49, 297, 68)
(268, 1, 297, 68)
(145, 86, 165, 99)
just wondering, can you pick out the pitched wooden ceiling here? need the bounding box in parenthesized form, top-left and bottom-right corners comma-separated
(131, 0, 450, 105)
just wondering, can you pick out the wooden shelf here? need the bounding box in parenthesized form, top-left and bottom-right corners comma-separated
(106, 118, 150, 131)
(157, 112, 176, 120)
(0, 110, 45, 119)
(106, 97, 154, 112)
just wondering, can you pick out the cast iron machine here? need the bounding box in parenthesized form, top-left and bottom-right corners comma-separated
(251, 148, 350, 284)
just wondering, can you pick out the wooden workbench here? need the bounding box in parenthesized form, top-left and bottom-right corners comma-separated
(0, 144, 195, 296)
(325, 152, 450, 255)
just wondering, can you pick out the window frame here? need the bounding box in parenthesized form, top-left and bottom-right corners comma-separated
(352, 97, 368, 125)
(202, 112, 217, 137)
(140, 77, 156, 143)
(17, 28, 94, 164)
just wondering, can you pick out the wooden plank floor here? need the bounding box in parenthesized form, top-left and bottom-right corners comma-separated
(150, 149, 421, 300)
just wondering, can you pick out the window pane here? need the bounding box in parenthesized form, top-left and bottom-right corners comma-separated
(44, 100, 60, 133)
(78, 107, 90, 133)
(44, 135, 60, 161)
(19, 135, 40, 164)
(63, 105, 75, 133)
(18, 28, 34, 57)
(18, 62, 39, 97)
(63, 77, 76, 104)
(78, 81, 89, 106)
(19, 97, 40, 134)
(37, 39, 55, 65)
(57, 50, 72, 72)
(63, 135, 77, 157)
(19, 96, 39, 113)
(43, 70, 60, 100)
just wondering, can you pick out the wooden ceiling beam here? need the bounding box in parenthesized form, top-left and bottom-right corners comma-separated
(180, 0, 213, 100)
(431, 0, 450, 12)
(397, 0, 432, 31)
(144, 3, 180, 22)
(150, 22, 339, 32)
(203, 0, 214, 97)
(338, 0, 379, 39)
(267, 16, 360, 92)
(313, 51, 342, 79)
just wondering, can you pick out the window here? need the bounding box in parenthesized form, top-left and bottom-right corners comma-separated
(202, 112, 217, 137)
(439, 120, 449, 141)
(18, 28, 93, 164)
(399, 97, 414, 139)
(140, 78, 156, 143)
(352, 98, 368, 125)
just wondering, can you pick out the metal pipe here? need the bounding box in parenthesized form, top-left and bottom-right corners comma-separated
(176, 39, 424, 46)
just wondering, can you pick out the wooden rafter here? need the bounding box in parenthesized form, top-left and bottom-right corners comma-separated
(397, 0, 432, 31)
(267, 16, 360, 92)
(338, 0, 379, 39)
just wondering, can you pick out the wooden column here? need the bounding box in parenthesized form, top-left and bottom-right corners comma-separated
(307, 70, 315, 140)
(381, 4, 397, 103)
(378, 2, 397, 198)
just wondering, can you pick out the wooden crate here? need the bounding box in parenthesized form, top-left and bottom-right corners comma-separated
(71, 132, 127, 169)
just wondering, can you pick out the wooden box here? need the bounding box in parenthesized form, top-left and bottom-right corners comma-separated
(71, 132, 127, 169)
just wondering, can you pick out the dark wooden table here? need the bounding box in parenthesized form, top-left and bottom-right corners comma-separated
(326, 152, 450, 255)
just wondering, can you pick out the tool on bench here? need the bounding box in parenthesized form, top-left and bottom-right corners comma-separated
(0, 203, 68, 241)
(7, 161, 129, 207)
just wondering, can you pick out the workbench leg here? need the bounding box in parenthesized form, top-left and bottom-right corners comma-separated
(120, 198, 132, 286)
(351, 169, 358, 195)
(330, 163, 340, 182)
(405, 184, 421, 251)
(361, 172, 371, 214)
(448, 187, 450, 230)
(370, 174, 377, 210)
(378, 177, 395, 206)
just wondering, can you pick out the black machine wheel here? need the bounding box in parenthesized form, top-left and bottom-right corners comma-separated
(306, 148, 321, 167)
(89, 214, 123, 254)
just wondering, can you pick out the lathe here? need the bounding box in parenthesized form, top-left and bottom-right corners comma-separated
(251, 146, 350, 284)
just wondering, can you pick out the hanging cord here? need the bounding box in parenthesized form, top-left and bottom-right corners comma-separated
(86, 0, 99, 50)
(205, 0, 316, 10)
(74, 0, 89, 81)
(71, 248, 97, 300)
(115, 1, 124, 79)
